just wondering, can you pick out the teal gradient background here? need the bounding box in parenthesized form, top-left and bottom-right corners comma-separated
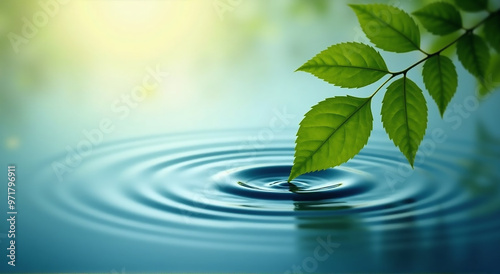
(0, 0, 499, 153)
(1, 0, 500, 272)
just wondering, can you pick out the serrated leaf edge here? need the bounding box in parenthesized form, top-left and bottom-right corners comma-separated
(289, 96, 373, 181)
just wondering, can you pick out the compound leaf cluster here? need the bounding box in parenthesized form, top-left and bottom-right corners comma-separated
(289, 1, 500, 181)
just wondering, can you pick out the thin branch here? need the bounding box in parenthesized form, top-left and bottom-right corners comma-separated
(389, 9, 499, 78)
(370, 74, 396, 98)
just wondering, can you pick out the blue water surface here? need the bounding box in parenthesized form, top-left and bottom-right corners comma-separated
(3, 128, 500, 273)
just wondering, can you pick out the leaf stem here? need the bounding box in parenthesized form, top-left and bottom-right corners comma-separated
(418, 48, 430, 55)
(389, 9, 499, 77)
(370, 74, 396, 98)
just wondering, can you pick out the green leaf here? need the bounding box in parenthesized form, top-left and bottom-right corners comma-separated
(479, 54, 500, 97)
(454, 0, 488, 12)
(289, 96, 373, 181)
(484, 13, 500, 53)
(422, 55, 458, 116)
(457, 33, 490, 85)
(297, 42, 389, 88)
(350, 4, 421, 53)
(381, 77, 427, 166)
(413, 2, 462, 35)
(427, 32, 460, 57)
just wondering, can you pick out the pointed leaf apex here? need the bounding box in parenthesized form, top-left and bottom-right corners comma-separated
(289, 96, 373, 180)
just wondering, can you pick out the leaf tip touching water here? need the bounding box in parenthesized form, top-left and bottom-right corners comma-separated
(289, 96, 373, 180)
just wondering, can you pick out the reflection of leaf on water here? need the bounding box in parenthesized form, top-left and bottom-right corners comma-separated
(292, 200, 356, 252)
(287, 181, 300, 193)
(293, 200, 351, 213)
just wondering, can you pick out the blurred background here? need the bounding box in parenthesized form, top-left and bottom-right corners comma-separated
(1, 0, 500, 272)
(1, 0, 499, 161)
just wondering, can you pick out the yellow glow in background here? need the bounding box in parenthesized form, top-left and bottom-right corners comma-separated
(1, 0, 499, 156)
